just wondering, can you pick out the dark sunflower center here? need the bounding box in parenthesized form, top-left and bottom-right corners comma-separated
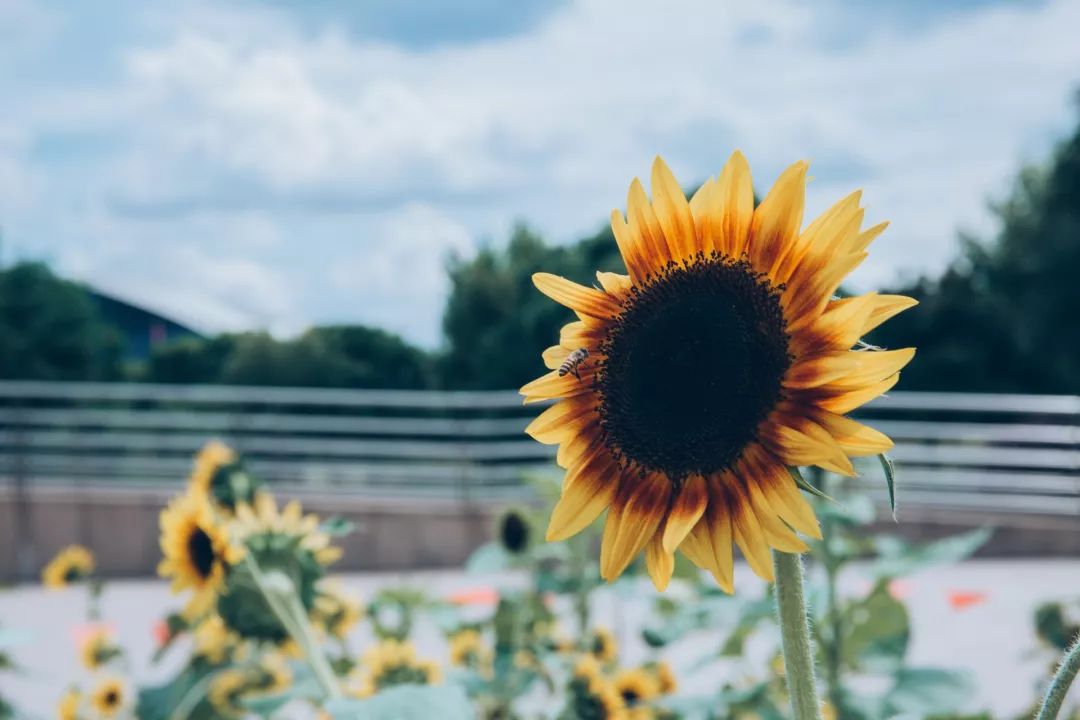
(104, 690, 119, 706)
(187, 527, 216, 579)
(597, 253, 790, 479)
(499, 512, 529, 553)
(621, 689, 640, 705)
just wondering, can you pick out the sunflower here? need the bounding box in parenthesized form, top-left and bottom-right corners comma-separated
(208, 669, 249, 718)
(89, 677, 127, 718)
(312, 583, 363, 640)
(188, 441, 262, 513)
(521, 154, 915, 592)
(232, 493, 342, 567)
(448, 629, 490, 668)
(42, 545, 95, 589)
(157, 492, 242, 617)
(356, 639, 441, 693)
(80, 628, 120, 670)
(649, 660, 677, 695)
(568, 668, 627, 720)
(193, 615, 240, 665)
(589, 627, 618, 664)
(58, 688, 82, 720)
(613, 668, 660, 707)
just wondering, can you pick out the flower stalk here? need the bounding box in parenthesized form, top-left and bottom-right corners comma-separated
(1036, 635, 1080, 720)
(773, 549, 823, 720)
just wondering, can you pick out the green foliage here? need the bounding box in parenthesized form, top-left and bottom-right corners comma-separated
(0, 261, 124, 380)
(874, 103, 1080, 393)
(325, 685, 474, 720)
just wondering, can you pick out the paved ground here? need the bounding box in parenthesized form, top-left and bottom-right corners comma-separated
(2, 560, 1077, 718)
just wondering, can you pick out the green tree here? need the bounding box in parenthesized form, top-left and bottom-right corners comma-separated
(0, 262, 123, 380)
(873, 103, 1080, 393)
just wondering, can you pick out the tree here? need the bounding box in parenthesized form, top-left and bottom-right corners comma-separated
(0, 262, 123, 381)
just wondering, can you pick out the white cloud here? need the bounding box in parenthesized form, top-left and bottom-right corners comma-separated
(3, 0, 1080, 345)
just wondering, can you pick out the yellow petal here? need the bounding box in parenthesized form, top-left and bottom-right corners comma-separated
(759, 412, 856, 477)
(744, 477, 809, 553)
(861, 295, 918, 335)
(791, 293, 878, 356)
(556, 428, 600, 469)
(713, 151, 754, 258)
(773, 191, 862, 285)
(547, 457, 619, 542)
(651, 156, 697, 262)
(524, 399, 596, 443)
(520, 367, 596, 404)
(627, 178, 672, 269)
(595, 271, 633, 298)
(730, 483, 774, 582)
(532, 273, 622, 319)
(680, 488, 735, 592)
(746, 446, 822, 539)
(599, 475, 671, 581)
(817, 373, 900, 414)
(811, 409, 893, 456)
(819, 348, 916, 390)
(689, 177, 717, 253)
(645, 532, 675, 592)
(661, 475, 708, 554)
(749, 160, 808, 278)
(784, 351, 866, 389)
(541, 345, 569, 370)
(784, 252, 868, 329)
(851, 221, 889, 253)
(611, 209, 649, 283)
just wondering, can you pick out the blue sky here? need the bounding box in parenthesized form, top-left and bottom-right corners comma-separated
(1, 0, 1078, 346)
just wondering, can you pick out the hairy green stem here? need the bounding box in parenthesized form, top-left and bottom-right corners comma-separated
(774, 550, 823, 720)
(1036, 636, 1080, 720)
(170, 669, 219, 720)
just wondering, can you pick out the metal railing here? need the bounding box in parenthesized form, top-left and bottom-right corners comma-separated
(0, 382, 1077, 516)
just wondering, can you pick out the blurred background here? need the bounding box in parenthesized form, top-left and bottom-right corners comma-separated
(1, 1, 1079, 718)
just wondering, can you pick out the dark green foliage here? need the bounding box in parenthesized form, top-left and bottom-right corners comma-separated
(438, 223, 623, 389)
(874, 104, 1080, 393)
(0, 262, 124, 380)
(145, 325, 435, 389)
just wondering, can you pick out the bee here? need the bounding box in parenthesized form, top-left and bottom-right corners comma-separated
(558, 348, 590, 380)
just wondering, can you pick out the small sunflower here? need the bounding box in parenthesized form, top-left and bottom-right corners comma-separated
(312, 583, 363, 640)
(58, 688, 82, 720)
(89, 677, 127, 718)
(589, 627, 618, 664)
(188, 441, 261, 513)
(448, 629, 490, 669)
(233, 494, 342, 567)
(157, 492, 242, 617)
(193, 615, 240, 665)
(495, 507, 532, 554)
(613, 668, 660, 708)
(356, 639, 441, 693)
(80, 628, 120, 670)
(569, 670, 627, 720)
(648, 660, 677, 695)
(522, 154, 915, 592)
(208, 670, 249, 718)
(42, 545, 95, 589)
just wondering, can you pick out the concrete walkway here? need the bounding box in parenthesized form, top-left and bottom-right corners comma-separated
(2, 560, 1077, 717)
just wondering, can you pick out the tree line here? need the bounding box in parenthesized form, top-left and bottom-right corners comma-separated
(4, 105, 1079, 394)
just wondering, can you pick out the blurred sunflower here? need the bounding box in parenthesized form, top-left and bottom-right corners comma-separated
(89, 677, 127, 718)
(649, 660, 677, 694)
(352, 639, 441, 696)
(495, 507, 532, 554)
(312, 583, 364, 640)
(42, 545, 95, 589)
(58, 688, 81, 720)
(588, 627, 618, 664)
(79, 628, 120, 670)
(448, 628, 490, 669)
(522, 154, 915, 592)
(218, 494, 339, 642)
(568, 659, 627, 720)
(157, 492, 242, 617)
(613, 667, 660, 708)
(193, 615, 240, 665)
(188, 441, 261, 513)
(208, 669, 249, 718)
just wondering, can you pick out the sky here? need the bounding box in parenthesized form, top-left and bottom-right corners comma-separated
(1, 0, 1078, 347)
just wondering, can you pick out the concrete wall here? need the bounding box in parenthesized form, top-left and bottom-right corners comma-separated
(3, 483, 1079, 584)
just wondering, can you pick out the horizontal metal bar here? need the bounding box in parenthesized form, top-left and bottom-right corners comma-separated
(865, 391, 1080, 414)
(889, 442, 1078, 470)
(869, 420, 1077, 445)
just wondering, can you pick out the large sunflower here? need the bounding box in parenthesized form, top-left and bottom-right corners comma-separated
(157, 492, 242, 616)
(521, 154, 915, 593)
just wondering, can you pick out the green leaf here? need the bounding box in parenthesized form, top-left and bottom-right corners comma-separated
(841, 582, 910, 672)
(867, 527, 993, 580)
(319, 516, 358, 537)
(878, 453, 898, 520)
(788, 466, 835, 503)
(883, 667, 976, 717)
(464, 543, 511, 574)
(324, 684, 474, 720)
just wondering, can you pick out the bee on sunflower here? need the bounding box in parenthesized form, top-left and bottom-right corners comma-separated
(188, 440, 262, 514)
(89, 677, 128, 719)
(42, 545, 95, 589)
(521, 154, 915, 593)
(79, 627, 121, 670)
(157, 491, 243, 617)
(217, 494, 339, 643)
(350, 639, 441, 697)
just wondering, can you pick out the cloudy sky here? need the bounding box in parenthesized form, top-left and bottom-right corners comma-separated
(1, 0, 1078, 347)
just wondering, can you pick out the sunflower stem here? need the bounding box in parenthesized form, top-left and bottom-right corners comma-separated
(1036, 635, 1080, 720)
(170, 669, 220, 720)
(773, 549, 823, 720)
(243, 556, 342, 700)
